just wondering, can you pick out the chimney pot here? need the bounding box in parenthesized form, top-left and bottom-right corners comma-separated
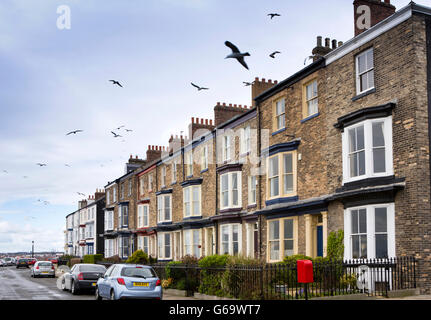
(229, 103, 232, 107)
(317, 36, 322, 47)
(200, 118, 204, 124)
(262, 78, 266, 82)
(191, 117, 195, 123)
(325, 38, 330, 48)
(205, 119, 208, 125)
(222, 103, 226, 106)
(338, 41, 343, 47)
(332, 39, 337, 49)
(255, 77, 259, 81)
(274, 80, 278, 84)
(210, 119, 213, 125)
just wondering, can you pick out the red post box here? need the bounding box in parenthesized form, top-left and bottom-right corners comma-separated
(297, 260, 314, 283)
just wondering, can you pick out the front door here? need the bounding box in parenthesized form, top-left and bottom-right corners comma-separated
(316, 225, 323, 257)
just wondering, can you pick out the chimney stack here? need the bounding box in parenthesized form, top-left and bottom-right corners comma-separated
(312, 36, 334, 61)
(354, 0, 396, 37)
(146, 145, 162, 163)
(251, 77, 278, 107)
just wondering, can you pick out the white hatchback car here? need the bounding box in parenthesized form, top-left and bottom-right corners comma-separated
(31, 261, 55, 278)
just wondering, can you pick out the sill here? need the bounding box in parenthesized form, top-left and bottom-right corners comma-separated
(186, 175, 193, 179)
(272, 128, 286, 136)
(219, 207, 242, 214)
(352, 88, 376, 101)
(240, 152, 250, 158)
(301, 112, 320, 124)
(265, 196, 298, 206)
(183, 216, 203, 221)
(247, 204, 257, 209)
(200, 168, 208, 174)
(171, 182, 177, 186)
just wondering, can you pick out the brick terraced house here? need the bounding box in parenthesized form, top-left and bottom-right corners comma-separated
(64, 0, 431, 293)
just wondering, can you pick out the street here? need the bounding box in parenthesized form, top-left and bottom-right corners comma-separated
(0, 266, 193, 300)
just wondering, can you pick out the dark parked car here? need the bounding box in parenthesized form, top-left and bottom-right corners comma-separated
(61, 264, 106, 295)
(16, 258, 30, 268)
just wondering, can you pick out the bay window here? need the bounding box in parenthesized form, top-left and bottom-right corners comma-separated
(220, 172, 242, 210)
(342, 116, 393, 184)
(157, 194, 172, 223)
(219, 224, 241, 255)
(344, 203, 395, 259)
(157, 232, 172, 260)
(267, 151, 297, 199)
(267, 217, 297, 262)
(183, 185, 201, 217)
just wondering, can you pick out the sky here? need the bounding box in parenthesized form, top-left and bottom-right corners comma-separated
(0, 0, 427, 253)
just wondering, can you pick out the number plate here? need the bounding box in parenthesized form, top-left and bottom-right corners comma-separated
(92, 283, 96, 287)
(133, 282, 149, 287)
(42, 272, 49, 274)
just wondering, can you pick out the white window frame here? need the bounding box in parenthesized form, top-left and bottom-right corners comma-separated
(186, 151, 193, 177)
(183, 229, 202, 258)
(148, 174, 153, 191)
(137, 204, 149, 228)
(274, 98, 286, 131)
(112, 186, 117, 203)
(355, 47, 375, 95)
(139, 177, 145, 196)
(219, 172, 242, 210)
(342, 116, 393, 185)
(219, 224, 242, 256)
(183, 185, 202, 218)
(222, 135, 231, 162)
(267, 217, 298, 263)
(157, 232, 172, 260)
(267, 151, 297, 200)
(343, 203, 395, 260)
(241, 126, 251, 154)
(305, 80, 318, 117)
(157, 194, 172, 223)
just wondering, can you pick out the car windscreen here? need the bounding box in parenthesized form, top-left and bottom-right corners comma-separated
(79, 265, 106, 273)
(18, 259, 28, 262)
(120, 267, 156, 278)
(38, 262, 52, 267)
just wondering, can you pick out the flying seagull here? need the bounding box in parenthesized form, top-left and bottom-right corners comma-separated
(243, 81, 255, 86)
(77, 192, 86, 197)
(268, 13, 281, 19)
(116, 125, 125, 130)
(125, 129, 133, 132)
(36, 163, 47, 167)
(191, 82, 209, 91)
(224, 41, 250, 70)
(43, 201, 50, 205)
(111, 131, 122, 138)
(2, 170, 7, 173)
(269, 51, 281, 59)
(65, 164, 71, 167)
(66, 130, 83, 136)
(304, 56, 314, 65)
(109, 80, 123, 88)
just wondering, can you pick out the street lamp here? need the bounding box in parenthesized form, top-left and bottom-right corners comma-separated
(32, 241, 34, 258)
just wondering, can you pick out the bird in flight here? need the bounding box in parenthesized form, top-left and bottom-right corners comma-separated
(66, 130, 83, 136)
(2, 170, 7, 173)
(224, 41, 250, 70)
(23, 176, 28, 179)
(109, 80, 123, 88)
(270, 51, 281, 59)
(116, 125, 125, 130)
(243, 81, 255, 86)
(65, 164, 71, 167)
(268, 13, 281, 19)
(191, 83, 209, 91)
(43, 201, 50, 205)
(77, 192, 86, 197)
(304, 56, 314, 65)
(36, 163, 47, 167)
(125, 129, 133, 132)
(111, 131, 122, 138)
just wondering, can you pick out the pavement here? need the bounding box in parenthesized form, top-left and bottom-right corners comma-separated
(0, 266, 198, 300)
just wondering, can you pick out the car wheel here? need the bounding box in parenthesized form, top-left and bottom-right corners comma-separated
(95, 287, 102, 301)
(71, 280, 78, 295)
(110, 290, 116, 300)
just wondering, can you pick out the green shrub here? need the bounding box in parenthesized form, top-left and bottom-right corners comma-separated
(101, 255, 122, 263)
(198, 255, 229, 296)
(282, 254, 313, 265)
(83, 254, 103, 264)
(327, 230, 344, 260)
(180, 255, 199, 265)
(126, 250, 149, 265)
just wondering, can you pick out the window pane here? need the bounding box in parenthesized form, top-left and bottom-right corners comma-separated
(375, 234, 388, 258)
(350, 154, 358, 177)
(284, 154, 292, 174)
(223, 191, 229, 207)
(357, 126, 365, 150)
(269, 220, 279, 240)
(284, 220, 293, 239)
(232, 225, 238, 241)
(360, 73, 368, 92)
(284, 175, 293, 194)
(277, 114, 285, 129)
(269, 156, 279, 176)
(367, 49, 374, 69)
(349, 129, 357, 152)
(351, 210, 359, 234)
(222, 175, 228, 191)
(232, 173, 237, 189)
(368, 70, 375, 89)
(359, 209, 367, 233)
(270, 241, 279, 261)
(284, 240, 294, 257)
(358, 150, 365, 175)
(270, 177, 279, 197)
(358, 54, 366, 74)
(373, 148, 386, 173)
(375, 207, 387, 233)
(372, 122, 385, 147)
(360, 235, 367, 258)
(352, 235, 360, 259)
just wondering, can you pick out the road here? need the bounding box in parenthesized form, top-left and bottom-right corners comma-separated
(0, 266, 196, 300)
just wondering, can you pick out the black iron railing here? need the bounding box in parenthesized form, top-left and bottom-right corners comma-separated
(149, 256, 416, 300)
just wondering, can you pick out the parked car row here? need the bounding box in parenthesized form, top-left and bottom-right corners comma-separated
(30, 261, 56, 278)
(59, 263, 162, 300)
(0, 257, 17, 266)
(16, 258, 37, 268)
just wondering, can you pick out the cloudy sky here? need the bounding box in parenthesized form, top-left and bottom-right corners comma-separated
(0, 0, 426, 253)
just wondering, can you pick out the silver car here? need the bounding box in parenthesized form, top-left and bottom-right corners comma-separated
(31, 261, 55, 278)
(95, 264, 162, 300)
